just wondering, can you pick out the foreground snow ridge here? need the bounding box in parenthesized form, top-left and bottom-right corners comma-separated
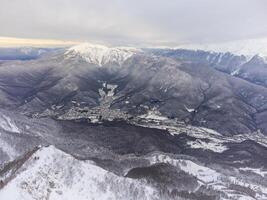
(0, 146, 157, 200)
(66, 43, 141, 66)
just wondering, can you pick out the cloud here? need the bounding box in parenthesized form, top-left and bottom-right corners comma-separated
(0, 0, 267, 47)
(0, 37, 80, 47)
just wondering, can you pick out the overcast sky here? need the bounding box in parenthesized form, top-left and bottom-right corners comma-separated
(0, 0, 267, 47)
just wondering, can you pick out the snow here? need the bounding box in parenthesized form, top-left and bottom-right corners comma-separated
(0, 146, 158, 200)
(106, 84, 117, 97)
(187, 139, 228, 153)
(148, 153, 267, 199)
(231, 68, 241, 76)
(134, 119, 231, 153)
(0, 134, 17, 160)
(98, 82, 118, 101)
(98, 85, 106, 99)
(0, 114, 20, 133)
(176, 37, 267, 58)
(136, 112, 267, 154)
(139, 110, 168, 121)
(217, 53, 223, 63)
(232, 131, 267, 148)
(184, 105, 195, 113)
(65, 43, 141, 66)
(148, 154, 220, 184)
(239, 167, 267, 177)
(197, 127, 222, 136)
(228, 176, 267, 199)
(178, 160, 220, 184)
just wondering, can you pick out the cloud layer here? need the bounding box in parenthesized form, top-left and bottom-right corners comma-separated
(0, 0, 267, 46)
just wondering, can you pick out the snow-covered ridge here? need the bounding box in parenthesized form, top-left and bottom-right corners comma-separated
(65, 43, 141, 66)
(176, 37, 267, 59)
(0, 146, 157, 200)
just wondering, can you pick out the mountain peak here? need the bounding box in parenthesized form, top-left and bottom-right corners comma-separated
(65, 43, 141, 66)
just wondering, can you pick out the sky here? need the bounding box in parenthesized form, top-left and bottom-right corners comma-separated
(0, 0, 267, 47)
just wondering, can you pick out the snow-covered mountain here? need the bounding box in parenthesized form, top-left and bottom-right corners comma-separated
(150, 46, 267, 88)
(0, 43, 266, 135)
(1, 41, 267, 200)
(65, 43, 141, 66)
(175, 37, 267, 59)
(0, 146, 159, 200)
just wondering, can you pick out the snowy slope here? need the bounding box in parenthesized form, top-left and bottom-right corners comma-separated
(0, 146, 158, 200)
(0, 114, 20, 133)
(147, 153, 267, 200)
(176, 37, 267, 59)
(65, 43, 141, 66)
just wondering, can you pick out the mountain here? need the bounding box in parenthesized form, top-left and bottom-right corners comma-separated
(149, 48, 267, 88)
(175, 37, 267, 58)
(0, 47, 60, 61)
(0, 43, 266, 135)
(1, 108, 267, 200)
(0, 43, 267, 200)
(65, 43, 141, 66)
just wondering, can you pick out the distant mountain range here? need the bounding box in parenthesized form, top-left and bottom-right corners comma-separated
(0, 47, 60, 60)
(174, 37, 267, 58)
(0, 42, 267, 200)
(0, 43, 266, 135)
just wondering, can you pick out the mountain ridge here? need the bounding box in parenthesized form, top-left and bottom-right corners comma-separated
(65, 43, 142, 66)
